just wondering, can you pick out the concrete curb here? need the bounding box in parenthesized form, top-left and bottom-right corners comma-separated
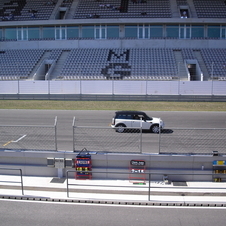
(1, 184, 226, 196)
(1, 194, 226, 207)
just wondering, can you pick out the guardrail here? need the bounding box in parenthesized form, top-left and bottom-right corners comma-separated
(66, 170, 225, 201)
(1, 94, 226, 102)
(0, 168, 24, 195)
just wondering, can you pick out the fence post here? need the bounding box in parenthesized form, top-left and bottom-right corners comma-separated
(158, 124, 161, 154)
(148, 173, 151, 201)
(140, 119, 142, 153)
(20, 169, 24, 195)
(54, 116, 58, 151)
(48, 80, 50, 99)
(66, 171, 69, 198)
(72, 117, 76, 152)
(178, 62, 181, 95)
(17, 79, 20, 99)
(0, 168, 24, 195)
(211, 62, 214, 95)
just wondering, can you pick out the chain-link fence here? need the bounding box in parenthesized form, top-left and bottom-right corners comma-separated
(159, 128, 226, 155)
(73, 126, 142, 153)
(1, 119, 225, 154)
(73, 124, 226, 154)
(0, 120, 57, 151)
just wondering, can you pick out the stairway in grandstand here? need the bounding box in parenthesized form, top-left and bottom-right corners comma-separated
(50, 50, 70, 80)
(29, 51, 51, 79)
(187, 0, 197, 18)
(193, 50, 209, 81)
(120, 0, 129, 13)
(49, 0, 64, 20)
(170, 0, 180, 17)
(65, 0, 79, 19)
(173, 50, 187, 80)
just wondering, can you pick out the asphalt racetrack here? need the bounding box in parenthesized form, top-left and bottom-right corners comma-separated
(0, 109, 226, 153)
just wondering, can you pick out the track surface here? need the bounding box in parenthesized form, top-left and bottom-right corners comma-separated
(0, 110, 226, 152)
(1, 199, 226, 226)
(1, 110, 226, 225)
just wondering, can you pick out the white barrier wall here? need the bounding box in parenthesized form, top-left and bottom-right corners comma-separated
(81, 81, 113, 94)
(19, 81, 49, 94)
(147, 81, 179, 95)
(179, 81, 212, 95)
(113, 81, 147, 95)
(0, 80, 226, 95)
(0, 81, 18, 94)
(50, 81, 81, 94)
(212, 82, 226, 95)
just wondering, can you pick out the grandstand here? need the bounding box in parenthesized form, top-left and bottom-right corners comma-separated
(0, 0, 226, 82)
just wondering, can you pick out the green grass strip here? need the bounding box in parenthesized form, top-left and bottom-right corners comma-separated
(0, 100, 226, 111)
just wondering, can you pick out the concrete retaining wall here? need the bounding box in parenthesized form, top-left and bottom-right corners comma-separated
(0, 150, 225, 182)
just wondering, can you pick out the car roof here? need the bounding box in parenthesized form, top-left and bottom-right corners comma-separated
(115, 111, 146, 115)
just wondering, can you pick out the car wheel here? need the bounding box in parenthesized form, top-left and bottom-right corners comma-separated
(116, 124, 126, 133)
(151, 124, 160, 133)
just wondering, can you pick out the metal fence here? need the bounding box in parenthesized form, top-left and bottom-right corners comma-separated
(0, 119, 225, 154)
(73, 125, 142, 153)
(0, 168, 24, 195)
(0, 117, 57, 151)
(159, 128, 226, 155)
(72, 125, 226, 154)
(66, 171, 226, 201)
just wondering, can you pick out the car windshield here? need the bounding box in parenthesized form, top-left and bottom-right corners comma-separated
(144, 113, 152, 120)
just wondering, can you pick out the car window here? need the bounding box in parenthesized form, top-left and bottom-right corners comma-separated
(133, 114, 145, 120)
(116, 114, 133, 119)
(144, 113, 152, 120)
(133, 114, 140, 120)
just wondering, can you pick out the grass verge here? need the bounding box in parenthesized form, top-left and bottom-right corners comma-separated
(0, 100, 226, 111)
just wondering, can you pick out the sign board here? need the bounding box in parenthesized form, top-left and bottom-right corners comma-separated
(130, 160, 145, 166)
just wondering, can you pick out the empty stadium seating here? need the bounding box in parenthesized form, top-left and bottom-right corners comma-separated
(1, 0, 226, 21)
(0, 49, 45, 78)
(0, 0, 56, 21)
(58, 48, 178, 79)
(181, 49, 196, 59)
(74, 0, 171, 19)
(193, 0, 226, 18)
(1, 48, 226, 81)
(0, 1, 225, 82)
(200, 49, 226, 78)
(48, 49, 63, 61)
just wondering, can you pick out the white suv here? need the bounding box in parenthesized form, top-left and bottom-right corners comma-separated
(111, 111, 165, 133)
